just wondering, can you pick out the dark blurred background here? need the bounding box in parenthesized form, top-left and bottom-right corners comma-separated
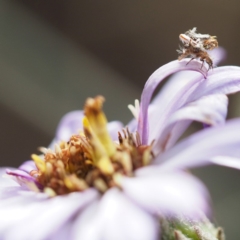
(1, 0, 240, 238)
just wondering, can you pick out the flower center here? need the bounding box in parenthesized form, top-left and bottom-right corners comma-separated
(31, 96, 153, 196)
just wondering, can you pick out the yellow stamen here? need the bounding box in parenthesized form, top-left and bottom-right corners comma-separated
(44, 187, 56, 197)
(31, 154, 46, 173)
(64, 175, 88, 190)
(93, 178, 108, 192)
(84, 96, 116, 157)
(83, 117, 108, 160)
(98, 157, 114, 175)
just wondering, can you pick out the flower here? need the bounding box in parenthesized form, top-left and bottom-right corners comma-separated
(1, 48, 240, 240)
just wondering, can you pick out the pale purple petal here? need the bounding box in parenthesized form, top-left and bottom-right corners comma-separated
(168, 94, 227, 125)
(0, 189, 99, 240)
(126, 117, 137, 133)
(208, 46, 227, 64)
(71, 200, 102, 240)
(72, 188, 159, 240)
(210, 156, 240, 170)
(6, 168, 41, 189)
(0, 186, 26, 199)
(56, 110, 84, 141)
(55, 110, 123, 143)
(153, 94, 228, 154)
(19, 160, 36, 173)
(147, 48, 228, 144)
(138, 60, 208, 144)
(152, 118, 240, 170)
(0, 190, 48, 235)
(121, 172, 210, 218)
(150, 47, 225, 109)
(100, 188, 159, 240)
(158, 120, 191, 151)
(148, 74, 204, 144)
(107, 121, 124, 141)
(51, 221, 73, 240)
(188, 66, 240, 101)
(0, 168, 19, 188)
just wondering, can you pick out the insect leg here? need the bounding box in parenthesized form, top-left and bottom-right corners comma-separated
(200, 59, 205, 69)
(186, 58, 195, 66)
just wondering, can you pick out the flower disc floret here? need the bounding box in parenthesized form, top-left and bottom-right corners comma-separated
(30, 96, 153, 196)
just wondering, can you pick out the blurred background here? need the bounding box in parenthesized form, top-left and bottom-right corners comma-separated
(1, 0, 240, 238)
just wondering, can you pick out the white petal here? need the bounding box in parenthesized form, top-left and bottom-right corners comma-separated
(153, 94, 228, 154)
(101, 189, 159, 240)
(107, 121, 124, 141)
(0, 189, 99, 240)
(188, 66, 240, 101)
(56, 110, 84, 141)
(153, 118, 240, 170)
(148, 71, 205, 145)
(72, 188, 159, 240)
(169, 94, 227, 125)
(159, 120, 191, 150)
(19, 160, 36, 173)
(121, 172, 210, 217)
(211, 156, 240, 169)
(71, 200, 102, 240)
(126, 118, 137, 133)
(54, 110, 123, 143)
(0, 168, 19, 188)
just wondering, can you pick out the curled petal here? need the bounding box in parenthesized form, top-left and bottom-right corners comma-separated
(150, 46, 226, 120)
(148, 47, 228, 144)
(6, 169, 41, 189)
(138, 60, 207, 144)
(121, 172, 210, 218)
(152, 118, 240, 170)
(148, 74, 204, 144)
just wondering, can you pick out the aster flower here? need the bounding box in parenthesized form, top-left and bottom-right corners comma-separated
(1, 48, 240, 239)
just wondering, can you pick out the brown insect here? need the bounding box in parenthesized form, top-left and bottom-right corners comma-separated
(177, 27, 218, 70)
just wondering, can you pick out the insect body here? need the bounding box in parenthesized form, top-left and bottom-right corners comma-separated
(177, 27, 218, 70)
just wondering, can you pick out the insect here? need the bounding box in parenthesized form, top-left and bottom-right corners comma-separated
(177, 27, 218, 70)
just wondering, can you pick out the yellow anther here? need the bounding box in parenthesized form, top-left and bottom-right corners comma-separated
(98, 157, 114, 175)
(93, 178, 108, 193)
(64, 177, 74, 189)
(113, 173, 123, 187)
(83, 116, 109, 163)
(31, 154, 46, 173)
(143, 148, 152, 166)
(84, 96, 116, 157)
(44, 187, 56, 197)
(121, 152, 132, 173)
(64, 175, 88, 190)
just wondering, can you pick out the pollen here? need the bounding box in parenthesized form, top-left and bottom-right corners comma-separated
(31, 96, 153, 196)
